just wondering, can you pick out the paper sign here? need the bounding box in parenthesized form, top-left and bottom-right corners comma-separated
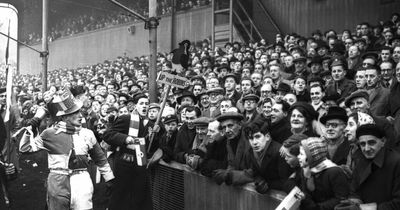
(275, 186, 302, 210)
(157, 72, 190, 88)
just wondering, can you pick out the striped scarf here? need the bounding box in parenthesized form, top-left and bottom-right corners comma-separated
(55, 121, 81, 135)
(129, 111, 140, 137)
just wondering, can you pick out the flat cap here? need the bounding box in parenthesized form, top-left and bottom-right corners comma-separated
(207, 87, 225, 95)
(223, 73, 239, 84)
(344, 90, 369, 108)
(193, 117, 210, 127)
(216, 112, 244, 122)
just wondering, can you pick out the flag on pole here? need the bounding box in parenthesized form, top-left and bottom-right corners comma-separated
(4, 19, 11, 122)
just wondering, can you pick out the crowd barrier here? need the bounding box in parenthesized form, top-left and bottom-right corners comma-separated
(151, 160, 286, 210)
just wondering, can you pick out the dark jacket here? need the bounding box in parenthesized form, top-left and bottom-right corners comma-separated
(351, 148, 400, 210)
(200, 134, 228, 177)
(243, 140, 292, 190)
(326, 78, 357, 101)
(226, 129, 250, 170)
(227, 90, 242, 105)
(329, 139, 351, 166)
(368, 85, 390, 117)
(103, 114, 154, 210)
(173, 123, 196, 163)
(158, 130, 178, 163)
(0, 115, 5, 152)
(269, 118, 292, 144)
(389, 79, 400, 117)
(294, 166, 350, 210)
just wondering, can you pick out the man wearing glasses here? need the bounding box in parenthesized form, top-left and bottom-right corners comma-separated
(320, 106, 350, 166)
(347, 124, 400, 209)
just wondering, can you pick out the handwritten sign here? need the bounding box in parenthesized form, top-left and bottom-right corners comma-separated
(157, 72, 190, 89)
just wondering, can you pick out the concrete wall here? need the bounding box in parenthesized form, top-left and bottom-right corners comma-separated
(19, 6, 212, 75)
(253, 0, 400, 41)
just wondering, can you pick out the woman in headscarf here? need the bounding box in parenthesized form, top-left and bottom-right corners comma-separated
(343, 112, 375, 171)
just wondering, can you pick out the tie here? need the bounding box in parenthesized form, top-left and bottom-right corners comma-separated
(68, 137, 79, 169)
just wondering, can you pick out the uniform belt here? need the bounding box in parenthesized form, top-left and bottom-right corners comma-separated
(50, 168, 87, 176)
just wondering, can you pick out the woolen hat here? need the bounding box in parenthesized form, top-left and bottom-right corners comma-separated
(301, 138, 328, 168)
(344, 90, 369, 108)
(0, 87, 5, 94)
(320, 106, 348, 124)
(356, 124, 384, 139)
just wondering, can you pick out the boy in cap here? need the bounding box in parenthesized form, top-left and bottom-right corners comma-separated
(185, 117, 210, 170)
(21, 89, 114, 210)
(158, 115, 179, 163)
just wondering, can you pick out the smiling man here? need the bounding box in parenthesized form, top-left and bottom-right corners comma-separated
(320, 107, 350, 165)
(327, 58, 357, 100)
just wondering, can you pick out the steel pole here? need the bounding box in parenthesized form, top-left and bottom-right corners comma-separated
(148, 0, 158, 103)
(41, 0, 49, 92)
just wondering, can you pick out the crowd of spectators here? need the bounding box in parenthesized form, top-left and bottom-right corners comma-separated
(21, 0, 210, 45)
(2, 10, 400, 210)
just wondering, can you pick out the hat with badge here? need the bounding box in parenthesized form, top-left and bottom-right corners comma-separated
(53, 88, 83, 116)
(163, 114, 179, 124)
(242, 94, 260, 103)
(149, 103, 160, 110)
(330, 57, 347, 68)
(293, 56, 307, 63)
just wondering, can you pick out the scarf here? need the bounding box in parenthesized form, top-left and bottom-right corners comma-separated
(54, 121, 82, 169)
(304, 159, 337, 191)
(191, 135, 207, 153)
(55, 121, 81, 135)
(129, 111, 140, 137)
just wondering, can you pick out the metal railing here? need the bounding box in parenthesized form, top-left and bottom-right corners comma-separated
(151, 160, 285, 210)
